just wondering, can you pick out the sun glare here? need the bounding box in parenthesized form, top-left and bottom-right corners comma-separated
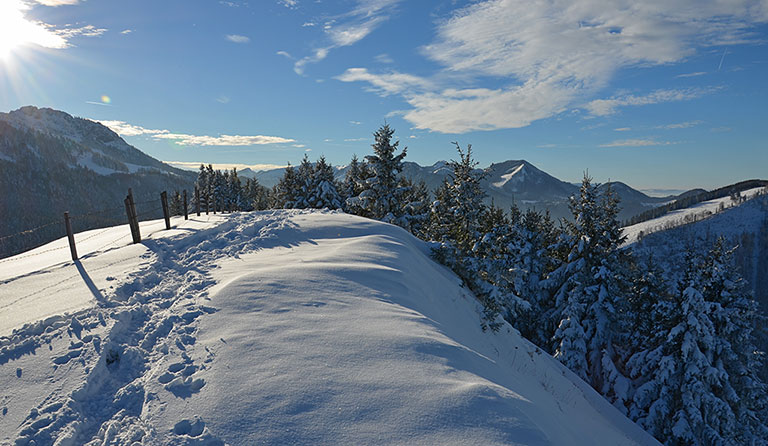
(0, 0, 67, 60)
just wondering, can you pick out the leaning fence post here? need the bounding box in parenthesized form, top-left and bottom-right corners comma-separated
(161, 191, 171, 230)
(183, 190, 189, 220)
(64, 212, 77, 261)
(126, 189, 141, 244)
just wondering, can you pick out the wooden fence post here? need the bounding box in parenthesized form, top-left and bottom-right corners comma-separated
(161, 191, 171, 230)
(183, 190, 189, 220)
(126, 188, 141, 243)
(64, 211, 77, 261)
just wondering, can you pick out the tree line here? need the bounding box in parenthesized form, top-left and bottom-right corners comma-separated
(192, 124, 767, 445)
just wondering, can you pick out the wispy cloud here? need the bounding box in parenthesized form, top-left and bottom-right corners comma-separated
(97, 120, 295, 146)
(585, 88, 716, 116)
(165, 161, 287, 172)
(336, 68, 432, 96)
(336, 0, 766, 133)
(96, 120, 167, 136)
(276, 50, 293, 59)
(349, 120, 362, 125)
(614, 127, 631, 132)
(34, 0, 79, 5)
(375, 53, 394, 64)
(280, 0, 298, 9)
(294, 0, 402, 74)
(599, 139, 675, 148)
(120, 29, 133, 35)
(676, 71, 707, 78)
(656, 120, 703, 129)
(226, 34, 250, 43)
(343, 137, 367, 142)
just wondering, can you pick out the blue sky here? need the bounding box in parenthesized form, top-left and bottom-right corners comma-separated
(1, 0, 766, 192)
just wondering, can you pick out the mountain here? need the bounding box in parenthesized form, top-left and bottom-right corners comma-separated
(252, 158, 688, 222)
(0, 210, 659, 445)
(0, 106, 195, 259)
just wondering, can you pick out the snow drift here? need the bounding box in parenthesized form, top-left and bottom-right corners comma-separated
(0, 210, 658, 445)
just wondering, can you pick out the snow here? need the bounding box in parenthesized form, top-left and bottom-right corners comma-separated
(621, 187, 766, 245)
(0, 210, 658, 445)
(492, 163, 525, 188)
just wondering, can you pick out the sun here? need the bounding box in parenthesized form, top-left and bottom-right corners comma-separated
(0, 0, 66, 60)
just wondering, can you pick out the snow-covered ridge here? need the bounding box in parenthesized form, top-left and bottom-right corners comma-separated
(622, 186, 767, 245)
(0, 210, 658, 445)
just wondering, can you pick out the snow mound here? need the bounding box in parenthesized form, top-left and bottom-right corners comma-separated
(0, 210, 657, 445)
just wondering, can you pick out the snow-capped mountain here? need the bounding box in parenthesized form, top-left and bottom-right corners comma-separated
(0, 106, 195, 259)
(0, 106, 187, 176)
(251, 158, 686, 221)
(0, 210, 660, 445)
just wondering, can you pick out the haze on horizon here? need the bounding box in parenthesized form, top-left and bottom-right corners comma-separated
(1, 0, 766, 191)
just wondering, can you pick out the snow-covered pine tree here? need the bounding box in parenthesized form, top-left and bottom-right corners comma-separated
(548, 176, 632, 409)
(428, 143, 509, 330)
(341, 155, 369, 208)
(398, 177, 431, 238)
(293, 154, 315, 209)
(226, 168, 243, 211)
(243, 177, 269, 211)
(701, 237, 768, 444)
(308, 156, 342, 209)
(512, 207, 562, 350)
(273, 163, 300, 209)
(628, 248, 737, 445)
(350, 124, 409, 224)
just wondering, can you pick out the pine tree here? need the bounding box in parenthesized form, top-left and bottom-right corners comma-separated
(273, 163, 300, 208)
(342, 155, 370, 208)
(548, 176, 632, 409)
(308, 156, 342, 209)
(513, 208, 562, 350)
(701, 237, 768, 444)
(350, 124, 409, 223)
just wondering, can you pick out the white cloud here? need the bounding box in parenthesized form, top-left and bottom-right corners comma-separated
(294, 0, 402, 74)
(120, 29, 133, 35)
(153, 133, 294, 146)
(599, 139, 675, 147)
(656, 120, 703, 129)
(96, 120, 295, 146)
(676, 71, 707, 78)
(292, 144, 306, 148)
(337, 0, 767, 133)
(56, 25, 108, 39)
(349, 120, 362, 125)
(343, 138, 367, 142)
(336, 68, 432, 96)
(226, 34, 250, 43)
(614, 127, 632, 131)
(216, 96, 230, 104)
(34, 0, 79, 5)
(375, 53, 394, 64)
(165, 161, 287, 172)
(585, 88, 716, 116)
(96, 120, 168, 137)
(302, 22, 316, 27)
(276, 50, 292, 59)
(280, 0, 298, 8)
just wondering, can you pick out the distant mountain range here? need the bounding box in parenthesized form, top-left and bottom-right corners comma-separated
(247, 159, 699, 222)
(0, 106, 195, 258)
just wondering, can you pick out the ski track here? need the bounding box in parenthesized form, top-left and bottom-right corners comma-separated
(6, 210, 302, 445)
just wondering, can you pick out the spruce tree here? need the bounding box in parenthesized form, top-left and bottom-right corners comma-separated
(548, 176, 632, 409)
(273, 163, 300, 208)
(350, 124, 409, 223)
(308, 156, 342, 209)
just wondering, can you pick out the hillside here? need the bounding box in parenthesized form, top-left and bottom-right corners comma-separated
(0, 210, 658, 445)
(0, 106, 196, 259)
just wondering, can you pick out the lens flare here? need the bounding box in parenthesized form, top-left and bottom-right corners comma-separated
(101, 95, 111, 104)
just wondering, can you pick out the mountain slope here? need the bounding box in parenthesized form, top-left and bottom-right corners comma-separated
(0, 210, 659, 445)
(0, 106, 195, 259)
